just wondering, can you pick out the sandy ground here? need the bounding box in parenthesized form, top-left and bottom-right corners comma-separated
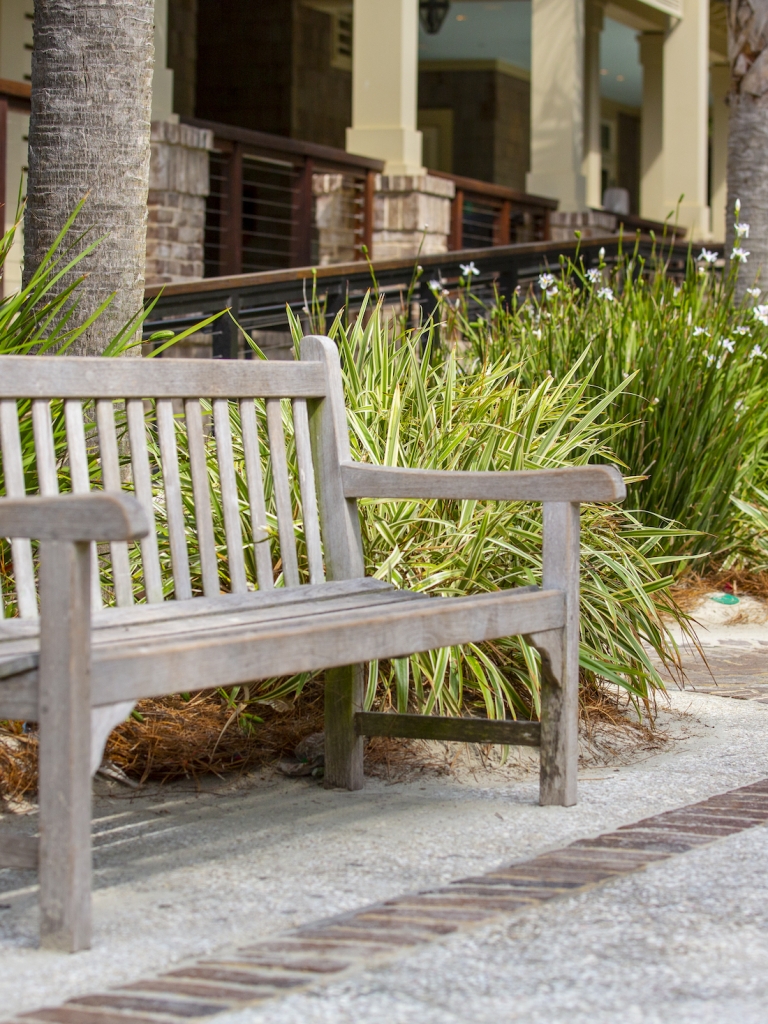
(1, 684, 767, 1020)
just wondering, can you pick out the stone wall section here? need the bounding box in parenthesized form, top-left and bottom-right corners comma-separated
(146, 121, 214, 284)
(373, 174, 455, 260)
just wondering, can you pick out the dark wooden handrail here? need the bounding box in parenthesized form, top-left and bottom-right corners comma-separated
(428, 169, 558, 249)
(183, 117, 384, 173)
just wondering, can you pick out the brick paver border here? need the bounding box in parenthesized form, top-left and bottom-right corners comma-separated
(8, 778, 768, 1023)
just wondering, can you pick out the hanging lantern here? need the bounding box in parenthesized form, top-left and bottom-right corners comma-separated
(420, 0, 451, 35)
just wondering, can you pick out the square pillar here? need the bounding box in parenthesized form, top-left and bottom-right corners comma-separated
(583, 0, 604, 209)
(152, 0, 176, 123)
(710, 63, 729, 243)
(662, 0, 710, 238)
(527, 0, 587, 211)
(639, 32, 664, 221)
(346, 0, 424, 175)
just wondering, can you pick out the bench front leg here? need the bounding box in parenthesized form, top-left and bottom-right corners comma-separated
(324, 664, 364, 791)
(38, 540, 92, 951)
(527, 501, 580, 807)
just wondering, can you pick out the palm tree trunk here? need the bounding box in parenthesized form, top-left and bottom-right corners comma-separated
(727, 0, 768, 301)
(25, 0, 155, 355)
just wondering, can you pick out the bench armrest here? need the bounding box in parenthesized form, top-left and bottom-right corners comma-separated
(340, 463, 626, 504)
(0, 493, 149, 541)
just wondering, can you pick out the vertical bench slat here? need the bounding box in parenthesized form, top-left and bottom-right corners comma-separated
(266, 398, 300, 588)
(126, 399, 164, 604)
(32, 399, 59, 496)
(184, 399, 219, 597)
(0, 399, 38, 618)
(95, 400, 134, 607)
(239, 398, 273, 592)
(212, 399, 247, 594)
(292, 398, 324, 585)
(156, 399, 192, 600)
(64, 400, 103, 611)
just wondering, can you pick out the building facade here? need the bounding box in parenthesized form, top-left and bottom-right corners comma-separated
(0, 0, 729, 290)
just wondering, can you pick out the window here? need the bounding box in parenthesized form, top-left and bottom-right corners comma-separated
(331, 11, 353, 71)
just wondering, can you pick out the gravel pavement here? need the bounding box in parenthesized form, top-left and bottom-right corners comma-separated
(1, 685, 767, 1021)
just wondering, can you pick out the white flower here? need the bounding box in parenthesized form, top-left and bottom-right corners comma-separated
(735, 221, 750, 239)
(598, 247, 606, 261)
(692, 327, 709, 337)
(754, 305, 768, 327)
(597, 287, 614, 302)
(734, 326, 751, 336)
(533, 329, 543, 340)
(735, 198, 742, 216)
(747, 287, 762, 298)
(673, 286, 681, 297)
(698, 248, 718, 264)
(735, 400, 745, 413)
(428, 278, 449, 298)
(721, 338, 735, 353)
(751, 344, 766, 359)
(546, 286, 559, 299)
(586, 268, 602, 284)
(651, 397, 660, 405)
(539, 272, 556, 290)
(460, 261, 480, 277)
(731, 247, 750, 263)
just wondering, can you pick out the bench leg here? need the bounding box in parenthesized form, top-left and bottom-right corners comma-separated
(531, 501, 580, 807)
(324, 664, 364, 791)
(38, 541, 92, 952)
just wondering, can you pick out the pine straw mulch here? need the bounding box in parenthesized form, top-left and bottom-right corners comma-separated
(671, 567, 768, 610)
(0, 678, 668, 806)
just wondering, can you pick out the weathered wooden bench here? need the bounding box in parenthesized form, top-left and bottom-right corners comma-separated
(0, 335, 625, 952)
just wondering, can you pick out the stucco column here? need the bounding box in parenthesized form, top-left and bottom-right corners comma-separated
(710, 62, 729, 243)
(662, 0, 710, 238)
(527, 0, 587, 211)
(583, 0, 604, 209)
(152, 0, 176, 123)
(639, 33, 664, 221)
(346, 0, 423, 174)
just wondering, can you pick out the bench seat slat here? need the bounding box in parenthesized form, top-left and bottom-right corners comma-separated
(94, 587, 564, 703)
(0, 586, 563, 718)
(0, 578, 393, 637)
(0, 355, 328, 399)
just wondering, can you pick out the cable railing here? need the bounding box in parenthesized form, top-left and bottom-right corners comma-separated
(184, 118, 382, 278)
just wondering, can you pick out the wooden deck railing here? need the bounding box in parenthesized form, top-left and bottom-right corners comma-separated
(0, 78, 30, 227)
(182, 118, 383, 279)
(428, 171, 559, 249)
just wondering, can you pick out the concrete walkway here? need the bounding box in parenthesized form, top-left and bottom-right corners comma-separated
(1, 679, 767, 1022)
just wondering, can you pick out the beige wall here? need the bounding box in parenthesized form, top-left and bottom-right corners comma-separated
(0, 0, 31, 293)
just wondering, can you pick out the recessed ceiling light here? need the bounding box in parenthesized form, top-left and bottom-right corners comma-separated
(456, 13, 467, 20)
(600, 68, 608, 75)
(616, 74, 625, 82)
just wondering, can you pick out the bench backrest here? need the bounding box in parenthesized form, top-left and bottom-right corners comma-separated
(0, 337, 361, 618)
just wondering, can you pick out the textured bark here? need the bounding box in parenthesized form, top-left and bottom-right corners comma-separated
(727, 0, 768, 300)
(25, 0, 154, 355)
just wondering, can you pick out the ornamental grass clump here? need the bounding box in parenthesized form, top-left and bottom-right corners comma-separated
(448, 235, 768, 565)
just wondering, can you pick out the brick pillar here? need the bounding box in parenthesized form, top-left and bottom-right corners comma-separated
(372, 174, 455, 260)
(145, 121, 214, 285)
